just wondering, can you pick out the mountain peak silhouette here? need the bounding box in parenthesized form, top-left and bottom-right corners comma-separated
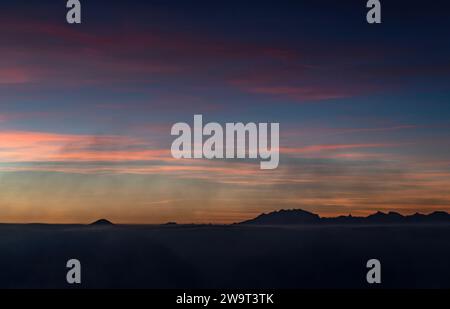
(240, 209, 320, 225)
(90, 219, 114, 226)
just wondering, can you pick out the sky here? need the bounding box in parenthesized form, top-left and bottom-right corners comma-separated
(1, 0, 450, 223)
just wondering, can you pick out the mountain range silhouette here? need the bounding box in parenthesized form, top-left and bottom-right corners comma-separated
(238, 209, 450, 225)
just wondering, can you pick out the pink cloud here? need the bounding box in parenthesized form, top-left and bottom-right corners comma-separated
(0, 131, 168, 162)
(244, 85, 353, 101)
(281, 143, 402, 155)
(0, 68, 31, 84)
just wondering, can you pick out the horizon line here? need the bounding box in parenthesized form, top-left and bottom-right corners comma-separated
(1, 208, 450, 225)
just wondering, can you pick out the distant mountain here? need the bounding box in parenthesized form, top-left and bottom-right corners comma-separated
(164, 222, 178, 225)
(90, 219, 114, 226)
(238, 209, 450, 225)
(366, 211, 404, 223)
(240, 209, 320, 225)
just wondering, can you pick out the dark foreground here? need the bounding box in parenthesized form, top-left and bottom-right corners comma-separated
(1, 224, 450, 288)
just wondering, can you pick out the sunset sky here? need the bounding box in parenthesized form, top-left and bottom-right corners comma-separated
(1, 0, 450, 223)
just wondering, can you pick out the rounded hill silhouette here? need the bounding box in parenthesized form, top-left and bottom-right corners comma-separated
(90, 219, 114, 226)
